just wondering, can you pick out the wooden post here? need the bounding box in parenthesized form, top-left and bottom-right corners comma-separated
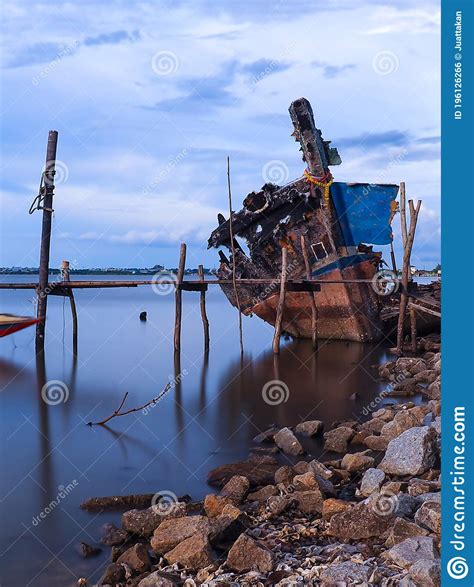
(272, 247, 288, 354)
(396, 198, 421, 355)
(198, 264, 210, 352)
(301, 234, 318, 349)
(36, 130, 58, 345)
(399, 182, 408, 248)
(62, 260, 78, 355)
(409, 299, 417, 353)
(390, 241, 398, 273)
(174, 243, 186, 353)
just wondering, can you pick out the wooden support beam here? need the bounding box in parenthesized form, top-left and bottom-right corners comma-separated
(36, 130, 58, 346)
(272, 247, 288, 354)
(62, 260, 78, 355)
(399, 182, 408, 248)
(198, 264, 210, 352)
(301, 234, 318, 349)
(174, 243, 186, 353)
(396, 197, 422, 355)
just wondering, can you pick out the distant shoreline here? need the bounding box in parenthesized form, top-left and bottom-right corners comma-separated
(0, 268, 216, 276)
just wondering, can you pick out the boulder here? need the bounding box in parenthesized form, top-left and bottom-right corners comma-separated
(226, 534, 274, 573)
(323, 426, 354, 453)
(77, 542, 101, 558)
(359, 468, 385, 497)
(151, 516, 211, 554)
(415, 501, 441, 534)
(100, 523, 129, 546)
(384, 536, 438, 569)
(293, 490, 324, 514)
(359, 418, 386, 434)
(327, 501, 393, 540)
(409, 559, 440, 587)
(364, 435, 390, 451)
(372, 407, 396, 421)
(384, 517, 429, 547)
(380, 410, 421, 439)
(211, 504, 249, 547)
(165, 533, 213, 570)
(274, 465, 295, 485)
(220, 475, 250, 503)
(207, 457, 279, 487)
(341, 452, 375, 473)
(292, 471, 319, 491)
(274, 427, 304, 456)
(308, 460, 333, 480)
(138, 570, 183, 586)
(247, 485, 278, 503)
(379, 427, 437, 476)
(295, 420, 324, 437)
(322, 498, 352, 520)
(203, 494, 232, 518)
(99, 563, 125, 585)
(117, 543, 150, 573)
(266, 495, 293, 517)
(321, 561, 372, 584)
(122, 505, 185, 537)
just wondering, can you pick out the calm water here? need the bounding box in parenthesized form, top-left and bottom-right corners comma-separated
(0, 275, 396, 586)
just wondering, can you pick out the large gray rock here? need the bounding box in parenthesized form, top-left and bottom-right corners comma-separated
(379, 427, 437, 476)
(226, 534, 274, 572)
(321, 561, 372, 584)
(409, 559, 440, 586)
(359, 468, 385, 497)
(274, 427, 304, 456)
(384, 536, 438, 569)
(100, 522, 129, 546)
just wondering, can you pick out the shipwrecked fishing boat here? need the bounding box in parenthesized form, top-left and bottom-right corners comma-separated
(208, 98, 401, 343)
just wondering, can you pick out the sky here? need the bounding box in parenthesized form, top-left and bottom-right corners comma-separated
(0, 0, 440, 270)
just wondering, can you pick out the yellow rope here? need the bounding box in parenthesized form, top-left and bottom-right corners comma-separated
(304, 168, 334, 207)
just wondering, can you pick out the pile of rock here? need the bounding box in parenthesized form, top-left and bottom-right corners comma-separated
(85, 335, 441, 586)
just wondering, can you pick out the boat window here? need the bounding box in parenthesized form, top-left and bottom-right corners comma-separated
(311, 241, 329, 260)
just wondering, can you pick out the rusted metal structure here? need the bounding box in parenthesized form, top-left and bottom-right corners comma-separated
(208, 98, 399, 342)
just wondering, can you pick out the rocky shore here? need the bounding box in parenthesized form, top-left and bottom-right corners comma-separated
(83, 334, 441, 587)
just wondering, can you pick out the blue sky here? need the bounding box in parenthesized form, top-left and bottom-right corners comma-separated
(0, 0, 440, 269)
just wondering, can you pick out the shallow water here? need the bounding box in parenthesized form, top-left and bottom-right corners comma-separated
(0, 275, 396, 586)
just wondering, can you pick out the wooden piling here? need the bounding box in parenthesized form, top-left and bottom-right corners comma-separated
(174, 243, 186, 353)
(272, 247, 288, 354)
(198, 264, 210, 352)
(36, 130, 58, 345)
(62, 260, 78, 355)
(300, 234, 318, 349)
(396, 198, 421, 355)
(409, 298, 417, 353)
(399, 182, 408, 248)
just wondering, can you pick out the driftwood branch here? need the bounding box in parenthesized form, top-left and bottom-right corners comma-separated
(87, 384, 172, 426)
